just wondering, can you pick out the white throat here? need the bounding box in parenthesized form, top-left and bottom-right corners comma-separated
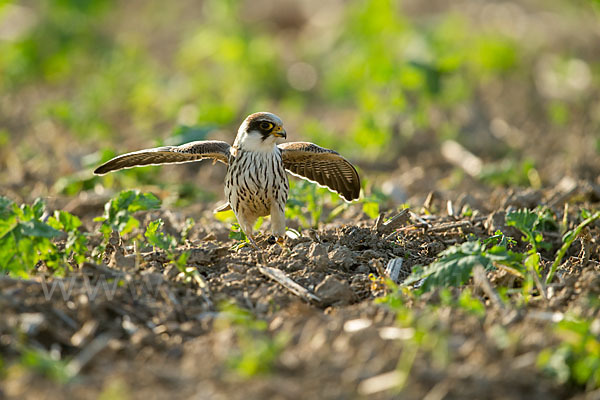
(234, 129, 280, 153)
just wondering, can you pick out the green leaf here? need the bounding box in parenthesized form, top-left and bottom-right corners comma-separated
(506, 209, 538, 237)
(102, 190, 161, 223)
(0, 196, 15, 218)
(539, 317, 600, 389)
(483, 231, 516, 248)
(362, 201, 380, 219)
(486, 245, 524, 265)
(20, 346, 73, 383)
(18, 220, 62, 238)
(0, 215, 17, 239)
(126, 192, 161, 213)
(580, 209, 592, 220)
(181, 217, 195, 241)
(0, 233, 18, 271)
(146, 219, 161, 237)
(506, 208, 550, 252)
(145, 219, 176, 251)
(119, 217, 139, 236)
(458, 289, 486, 317)
(98, 190, 161, 238)
(31, 198, 46, 219)
(171, 252, 190, 271)
(47, 210, 82, 232)
(229, 223, 247, 241)
(403, 240, 491, 292)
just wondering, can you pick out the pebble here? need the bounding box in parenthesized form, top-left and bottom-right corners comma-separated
(315, 275, 355, 306)
(328, 246, 355, 270)
(308, 243, 329, 270)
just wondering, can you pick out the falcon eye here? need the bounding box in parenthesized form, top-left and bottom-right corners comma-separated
(259, 122, 273, 131)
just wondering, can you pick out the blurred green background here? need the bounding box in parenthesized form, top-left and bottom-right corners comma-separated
(1, 0, 599, 208)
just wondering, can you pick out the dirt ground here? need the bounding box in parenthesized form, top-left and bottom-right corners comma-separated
(1, 180, 600, 399)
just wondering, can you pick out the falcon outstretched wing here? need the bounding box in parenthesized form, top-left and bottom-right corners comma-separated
(278, 142, 361, 202)
(94, 140, 231, 175)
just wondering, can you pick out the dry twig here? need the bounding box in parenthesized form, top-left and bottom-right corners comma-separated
(258, 265, 321, 304)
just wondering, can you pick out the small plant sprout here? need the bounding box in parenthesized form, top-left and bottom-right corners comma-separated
(217, 302, 288, 378)
(538, 317, 600, 390)
(373, 280, 449, 392)
(181, 217, 195, 242)
(19, 345, 74, 383)
(95, 190, 161, 240)
(229, 222, 248, 242)
(93, 190, 161, 260)
(47, 210, 89, 266)
(145, 219, 177, 252)
(546, 210, 600, 284)
(144, 218, 190, 274)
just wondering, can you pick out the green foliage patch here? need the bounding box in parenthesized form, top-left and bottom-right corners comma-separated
(538, 317, 600, 390)
(95, 190, 161, 239)
(145, 218, 189, 272)
(217, 302, 288, 378)
(404, 207, 599, 295)
(0, 197, 87, 277)
(403, 231, 525, 293)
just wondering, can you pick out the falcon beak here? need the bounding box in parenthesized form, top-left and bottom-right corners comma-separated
(271, 126, 287, 139)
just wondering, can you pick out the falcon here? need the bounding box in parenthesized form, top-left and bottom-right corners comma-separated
(94, 112, 361, 247)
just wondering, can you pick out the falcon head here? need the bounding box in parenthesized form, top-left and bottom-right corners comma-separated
(234, 112, 286, 152)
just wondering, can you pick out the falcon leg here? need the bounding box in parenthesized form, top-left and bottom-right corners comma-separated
(236, 212, 260, 250)
(270, 205, 286, 246)
(246, 234, 260, 249)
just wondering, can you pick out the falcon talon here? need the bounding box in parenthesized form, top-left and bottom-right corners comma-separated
(266, 235, 285, 247)
(232, 237, 260, 251)
(247, 237, 260, 250)
(94, 112, 361, 247)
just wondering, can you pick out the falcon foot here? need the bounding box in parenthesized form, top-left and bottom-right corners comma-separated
(267, 235, 285, 247)
(248, 235, 260, 250)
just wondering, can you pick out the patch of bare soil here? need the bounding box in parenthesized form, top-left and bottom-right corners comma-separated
(1, 182, 600, 399)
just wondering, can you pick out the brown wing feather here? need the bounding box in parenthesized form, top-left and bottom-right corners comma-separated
(94, 140, 231, 175)
(278, 142, 361, 202)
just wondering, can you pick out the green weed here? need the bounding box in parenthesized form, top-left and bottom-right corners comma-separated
(506, 208, 551, 253)
(546, 210, 600, 284)
(217, 302, 288, 378)
(144, 219, 177, 251)
(538, 317, 600, 390)
(403, 236, 524, 293)
(478, 159, 541, 188)
(285, 178, 385, 228)
(440, 288, 486, 318)
(403, 207, 598, 302)
(506, 207, 600, 285)
(19, 346, 74, 383)
(91, 190, 160, 261)
(47, 210, 88, 265)
(0, 197, 87, 277)
(228, 222, 247, 242)
(285, 179, 330, 228)
(144, 218, 189, 273)
(375, 280, 449, 390)
(95, 190, 161, 240)
(181, 217, 195, 242)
